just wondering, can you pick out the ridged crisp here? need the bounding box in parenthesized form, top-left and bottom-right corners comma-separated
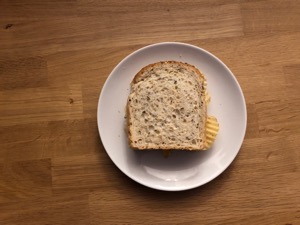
(204, 116, 219, 149)
(127, 61, 207, 150)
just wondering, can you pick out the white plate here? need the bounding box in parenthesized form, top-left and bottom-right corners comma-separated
(97, 42, 247, 191)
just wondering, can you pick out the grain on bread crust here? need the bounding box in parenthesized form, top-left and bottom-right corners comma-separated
(127, 61, 207, 150)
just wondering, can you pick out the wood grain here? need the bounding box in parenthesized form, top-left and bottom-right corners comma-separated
(0, 0, 299, 224)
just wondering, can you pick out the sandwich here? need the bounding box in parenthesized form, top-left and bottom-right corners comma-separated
(127, 61, 218, 151)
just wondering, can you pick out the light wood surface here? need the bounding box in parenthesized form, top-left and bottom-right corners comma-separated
(0, 1, 299, 224)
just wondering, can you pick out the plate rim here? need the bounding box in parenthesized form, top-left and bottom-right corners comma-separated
(97, 42, 247, 191)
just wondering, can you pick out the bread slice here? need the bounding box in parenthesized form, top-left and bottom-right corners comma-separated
(127, 61, 207, 150)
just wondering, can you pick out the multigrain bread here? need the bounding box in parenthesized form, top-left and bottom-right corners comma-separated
(127, 61, 207, 150)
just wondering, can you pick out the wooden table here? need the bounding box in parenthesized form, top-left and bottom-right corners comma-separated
(0, 1, 299, 224)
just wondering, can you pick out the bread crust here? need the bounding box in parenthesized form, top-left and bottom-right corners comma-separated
(132, 61, 205, 84)
(127, 61, 207, 150)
